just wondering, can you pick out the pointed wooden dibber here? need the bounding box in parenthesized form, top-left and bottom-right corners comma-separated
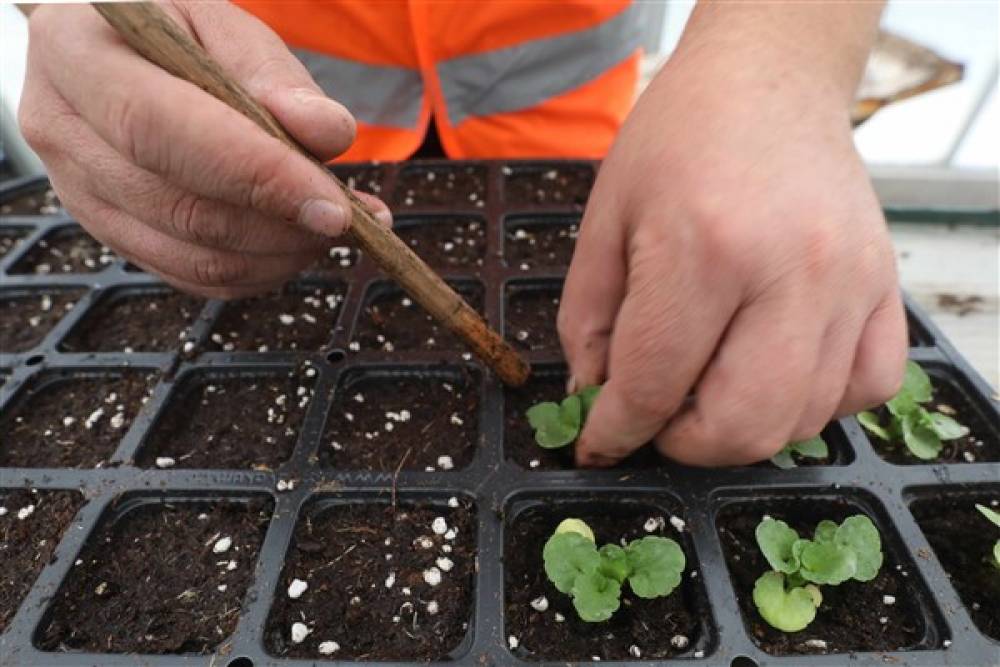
(93, 2, 530, 386)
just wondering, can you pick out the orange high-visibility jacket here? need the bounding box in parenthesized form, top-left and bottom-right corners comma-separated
(235, 1, 641, 160)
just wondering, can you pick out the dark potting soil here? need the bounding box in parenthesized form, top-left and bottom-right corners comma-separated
(505, 502, 707, 661)
(505, 220, 578, 270)
(505, 285, 561, 352)
(264, 501, 475, 660)
(319, 371, 479, 471)
(717, 498, 927, 655)
(60, 290, 204, 353)
(37, 498, 272, 655)
(0, 290, 81, 353)
(206, 283, 346, 352)
(0, 372, 155, 468)
(0, 489, 84, 633)
(138, 368, 316, 470)
(0, 227, 29, 259)
(396, 217, 486, 270)
(867, 377, 999, 464)
(503, 164, 594, 208)
(392, 165, 487, 208)
(353, 283, 484, 353)
(751, 424, 850, 469)
(0, 187, 60, 216)
(10, 227, 115, 275)
(331, 163, 386, 196)
(504, 372, 660, 471)
(306, 243, 360, 273)
(911, 494, 1000, 640)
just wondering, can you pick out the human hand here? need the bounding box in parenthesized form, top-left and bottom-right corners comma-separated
(559, 32, 905, 467)
(19, 2, 390, 299)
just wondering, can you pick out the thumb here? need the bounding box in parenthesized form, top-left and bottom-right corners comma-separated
(180, 2, 357, 161)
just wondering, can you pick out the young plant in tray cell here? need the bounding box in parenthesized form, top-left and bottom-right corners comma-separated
(543, 518, 685, 622)
(770, 436, 828, 469)
(857, 361, 969, 460)
(975, 503, 1000, 569)
(526, 385, 600, 449)
(752, 514, 883, 632)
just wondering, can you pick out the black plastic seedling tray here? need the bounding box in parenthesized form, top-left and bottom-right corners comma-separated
(0, 163, 997, 667)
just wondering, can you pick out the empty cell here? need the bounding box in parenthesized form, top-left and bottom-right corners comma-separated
(396, 216, 486, 270)
(0, 186, 60, 216)
(10, 227, 115, 275)
(0, 227, 30, 259)
(504, 217, 578, 270)
(393, 165, 487, 208)
(503, 164, 594, 207)
(0, 289, 82, 353)
(505, 283, 562, 353)
(330, 163, 386, 196)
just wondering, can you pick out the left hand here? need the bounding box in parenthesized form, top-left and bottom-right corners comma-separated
(558, 45, 906, 467)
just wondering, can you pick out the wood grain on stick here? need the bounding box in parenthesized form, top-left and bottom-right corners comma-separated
(93, 2, 530, 386)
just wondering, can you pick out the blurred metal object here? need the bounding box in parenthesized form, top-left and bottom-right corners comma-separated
(852, 29, 964, 126)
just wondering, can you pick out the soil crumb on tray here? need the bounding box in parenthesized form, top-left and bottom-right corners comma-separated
(393, 165, 487, 208)
(0, 372, 156, 468)
(717, 498, 929, 655)
(0, 187, 60, 216)
(320, 371, 480, 471)
(265, 500, 475, 660)
(396, 217, 486, 270)
(37, 498, 272, 655)
(0, 289, 81, 353)
(867, 376, 999, 464)
(505, 502, 707, 661)
(0, 489, 84, 633)
(0, 228, 30, 259)
(505, 219, 578, 270)
(353, 282, 484, 353)
(10, 227, 115, 275)
(138, 366, 316, 470)
(911, 494, 1000, 640)
(503, 164, 594, 208)
(60, 290, 203, 353)
(207, 283, 346, 352)
(505, 284, 561, 352)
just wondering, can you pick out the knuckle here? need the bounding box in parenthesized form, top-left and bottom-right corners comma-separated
(616, 379, 674, 423)
(245, 150, 295, 217)
(106, 93, 148, 166)
(17, 104, 51, 154)
(190, 253, 250, 287)
(169, 194, 244, 250)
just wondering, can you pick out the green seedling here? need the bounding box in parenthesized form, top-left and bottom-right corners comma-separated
(975, 503, 1000, 569)
(857, 361, 969, 460)
(526, 385, 601, 449)
(543, 517, 685, 622)
(752, 514, 882, 632)
(770, 436, 828, 469)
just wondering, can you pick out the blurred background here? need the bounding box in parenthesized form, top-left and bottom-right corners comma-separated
(1, 1, 997, 384)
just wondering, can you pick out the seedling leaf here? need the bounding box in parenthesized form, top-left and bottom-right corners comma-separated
(901, 360, 932, 403)
(578, 385, 601, 416)
(770, 436, 829, 469)
(756, 518, 801, 574)
(555, 518, 596, 543)
(927, 412, 970, 440)
(598, 544, 630, 583)
(901, 412, 942, 460)
(857, 411, 891, 440)
(976, 503, 1000, 528)
(834, 515, 883, 581)
(527, 396, 582, 449)
(625, 536, 685, 599)
(543, 532, 599, 594)
(798, 540, 857, 585)
(570, 570, 621, 622)
(752, 571, 819, 632)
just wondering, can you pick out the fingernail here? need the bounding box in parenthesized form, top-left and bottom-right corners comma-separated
(372, 206, 393, 229)
(566, 374, 578, 394)
(299, 199, 348, 236)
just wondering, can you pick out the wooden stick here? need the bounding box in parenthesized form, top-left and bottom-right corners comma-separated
(93, 2, 530, 386)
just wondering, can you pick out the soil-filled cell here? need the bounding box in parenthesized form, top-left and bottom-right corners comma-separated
(717, 496, 934, 655)
(864, 367, 999, 464)
(754, 423, 854, 469)
(0, 489, 84, 633)
(265, 500, 475, 660)
(138, 367, 316, 470)
(910, 491, 1000, 640)
(505, 499, 710, 661)
(37, 497, 272, 654)
(0, 290, 82, 353)
(396, 217, 486, 270)
(306, 244, 361, 273)
(0, 227, 30, 259)
(504, 218, 578, 270)
(0, 187, 60, 216)
(60, 289, 204, 353)
(10, 227, 115, 275)
(392, 165, 487, 208)
(320, 370, 479, 471)
(505, 284, 561, 353)
(0, 372, 156, 468)
(206, 283, 346, 352)
(353, 282, 484, 353)
(503, 164, 594, 208)
(330, 163, 386, 196)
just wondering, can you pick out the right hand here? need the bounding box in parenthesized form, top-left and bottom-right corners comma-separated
(19, 2, 390, 299)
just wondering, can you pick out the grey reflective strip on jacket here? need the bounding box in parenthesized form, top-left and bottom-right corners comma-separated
(437, 4, 643, 125)
(292, 48, 424, 129)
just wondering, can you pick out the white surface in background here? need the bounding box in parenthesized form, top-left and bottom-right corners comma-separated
(0, 6, 29, 125)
